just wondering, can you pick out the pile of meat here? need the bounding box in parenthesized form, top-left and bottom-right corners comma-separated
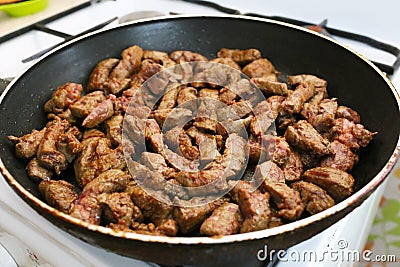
(8, 45, 376, 237)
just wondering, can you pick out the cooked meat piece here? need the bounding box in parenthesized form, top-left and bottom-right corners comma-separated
(178, 129, 200, 161)
(158, 84, 181, 110)
(69, 169, 130, 224)
(255, 161, 285, 189)
(252, 78, 289, 96)
(163, 126, 182, 149)
(242, 58, 277, 80)
(70, 91, 106, 118)
(87, 58, 119, 91)
(305, 98, 338, 132)
(193, 117, 218, 133)
(228, 180, 256, 203)
(281, 82, 316, 114)
(97, 192, 135, 228)
(288, 74, 327, 89)
(229, 100, 253, 118)
(238, 188, 271, 233)
(217, 48, 261, 65)
(302, 166, 354, 202)
(210, 57, 241, 70)
(227, 78, 257, 102)
(140, 61, 169, 95)
(164, 147, 200, 172)
(155, 218, 179, 237)
(56, 126, 81, 163)
(44, 82, 83, 113)
(8, 127, 46, 158)
(27, 157, 54, 182)
(300, 91, 327, 122)
(247, 136, 264, 164)
(261, 135, 291, 165)
(284, 120, 330, 156)
(218, 116, 253, 137)
(47, 108, 77, 125)
(173, 197, 226, 234)
(291, 181, 335, 215)
(198, 88, 219, 99)
(250, 96, 284, 137)
(82, 128, 105, 139)
(197, 134, 221, 163)
(281, 148, 303, 182)
(320, 140, 358, 171)
(261, 182, 303, 221)
(148, 133, 165, 156)
(298, 150, 320, 169)
(105, 114, 123, 145)
(127, 184, 173, 225)
(39, 180, 78, 213)
(106, 45, 143, 94)
(140, 152, 169, 172)
(218, 87, 238, 105)
(200, 203, 243, 236)
(82, 95, 115, 128)
(186, 126, 223, 149)
(169, 50, 208, 63)
(177, 86, 198, 106)
(37, 119, 70, 175)
(74, 137, 126, 188)
(152, 108, 192, 128)
(335, 106, 361, 124)
(276, 113, 297, 132)
(143, 50, 176, 67)
(329, 118, 376, 150)
(123, 115, 146, 147)
(144, 118, 161, 137)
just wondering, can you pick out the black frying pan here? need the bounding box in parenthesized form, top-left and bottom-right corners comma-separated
(0, 15, 399, 266)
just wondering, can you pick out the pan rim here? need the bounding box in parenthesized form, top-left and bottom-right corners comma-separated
(0, 14, 400, 246)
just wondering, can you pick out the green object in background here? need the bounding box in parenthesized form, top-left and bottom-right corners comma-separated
(0, 0, 48, 17)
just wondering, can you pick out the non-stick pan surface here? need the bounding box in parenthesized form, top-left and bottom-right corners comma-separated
(0, 16, 399, 266)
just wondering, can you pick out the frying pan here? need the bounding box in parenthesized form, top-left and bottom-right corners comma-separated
(0, 15, 399, 266)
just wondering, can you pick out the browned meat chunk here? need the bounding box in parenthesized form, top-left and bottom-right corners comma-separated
(193, 117, 218, 133)
(173, 197, 226, 234)
(158, 84, 181, 110)
(82, 95, 115, 128)
(217, 48, 261, 65)
(87, 58, 119, 91)
(56, 126, 81, 163)
(281, 149, 303, 182)
(82, 129, 105, 139)
(320, 140, 358, 171)
(291, 181, 335, 215)
(8, 127, 46, 158)
(169, 50, 208, 63)
(39, 180, 78, 214)
(69, 169, 130, 224)
(284, 120, 330, 156)
(97, 192, 136, 229)
(152, 108, 192, 128)
(37, 119, 70, 175)
(238, 188, 271, 233)
(177, 86, 198, 106)
(139, 60, 168, 95)
(27, 157, 54, 182)
(105, 114, 123, 145)
(106, 45, 143, 94)
(302, 167, 354, 202)
(261, 182, 303, 221)
(261, 135, 291, 165)
(255, 161, 285, 189)
(247, 137, 264, 164)
(335, 106, 361, 124)
(197, 134, 221, 163)
(288, 74, 327, 89)
(74, 137, 126, 188)
(281, 82, 316, 114)
(143, 50, 176, 67)
(229, 100, 253, 118)
(139, 152, 177, 180)
(44, 82, 83, 113)
(252, 78, 288, 96)
(250, 96, 284, 137)
(210, 57, 241, 70)
(178, 129, 200, 160)
(329, 118, 376, 150)
(200, 203, 243, 236)
(70, 91, 106, 118)
(218, 87, 238, 105)
(228, 180, 256, 203)
(242, 58, 277, 80)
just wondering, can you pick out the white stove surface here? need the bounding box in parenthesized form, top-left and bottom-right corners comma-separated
(0, 0, 399, 266)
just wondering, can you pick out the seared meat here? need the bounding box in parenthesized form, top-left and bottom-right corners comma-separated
(105, 114, 123, 145)
(97, 192, 136, 229)
(82, 128, 105, 139)
(140, 152, 169, 172)
(217, 48, 261, 65)
(210, 57, 241, 70)
(261, 135, 291, 166)
(39, 180, 78, 214)
(193, 117, 218, 133)
(250, 96, 284, 137)
(200, 203, 243, 236)
(169, 50, 208, 63)
(242, 58, 277, 80)
(44, 82, 83, 113)
(288, 74, 327, 89)
(329, 118, 376, 150)
(27, 157, 54, 182)
(252, 78, 289, 96)
(152, 108, 192, 128)
(178, 129, 200, 161)
(173, 197, 226, 234)
(284, 120, 330, 157)
(228, 180, 256, 203)
(158, 84, 181, 110)
(139, 60, 168, 95)
(177, 86, 198, 106)
(281, 148, 303, 182)
(291, 181, 335, 215)
(302, 167, 354, 202)
(281, 82, 316, 114)
(238, 188, 271, 233)
(82, 95, 115, 128)
(87, 58, 119, 91)
(197, 133, 221, 163)
(261, 182, 303, 221)
(56, 126, 81, 163)
(37, 119, 70, 175)
(8, 127, 46, 158)
(218, 87, 238, 105)
(70, 91, 106, 118)
(229, 100, 253, 118)
(320, 140, 358, 171)
(143, 50, 176, 67)
(255, 161, 285, 188)
(335, 106, 361, 124)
